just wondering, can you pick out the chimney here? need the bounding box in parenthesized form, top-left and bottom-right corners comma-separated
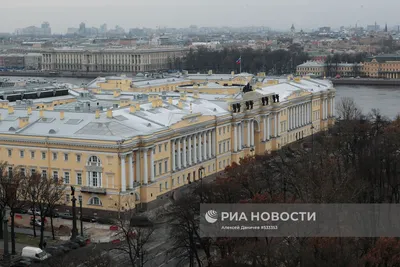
(39, 109, 44, 118)
(107, 109, 113, 119)
(180, 92, 186, 101)
(27, 106, 32, 115)
(8, 106, 14, 115)
(231, 71, 235, 76)
(129, 105, 136, 114)
(168, 97, 173, 104)
(60, 111, 65, 120)
(135, 102, 140, 111)
(18, 117, 29, 128)
(95, 109, 100, 119)
(113, 90, 121, 98)
(178, 100, 183, 109)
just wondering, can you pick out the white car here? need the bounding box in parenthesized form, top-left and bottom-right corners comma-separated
(28, 209, 41, 216)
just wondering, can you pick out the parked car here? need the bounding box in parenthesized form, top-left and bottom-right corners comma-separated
(30, 219, 42, 227)
(59, 213, 73, 220)
(96, 217, 115, 225)
(14, 208, 28, 214)
(27, 209, 40, 216)
(62, 241, 79, 250)
(44, 246, 64, 257)
(80, 216, 97, 223)
(58, 245, 71, 253)
(21, 247, 50, 262)
(72, 236, 88, 247)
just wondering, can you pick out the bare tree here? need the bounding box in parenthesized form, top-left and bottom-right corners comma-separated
(0, 165, 29, 254)
(113, 205, 155, 267)
(27, 173, 65, 248)
(336, 97, 362, 121)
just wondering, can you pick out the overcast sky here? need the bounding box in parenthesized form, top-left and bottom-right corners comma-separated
(1, 0, 398, 33)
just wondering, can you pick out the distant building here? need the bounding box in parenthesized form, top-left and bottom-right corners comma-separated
(0, 54, 25, 70)
(16, 22, 51, 37)
(24, 53, 43, 70)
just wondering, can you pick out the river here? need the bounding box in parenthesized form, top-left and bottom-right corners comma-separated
(335, 85, 400, 119)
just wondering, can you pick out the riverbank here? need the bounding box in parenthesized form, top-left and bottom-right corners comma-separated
(332, 78, 400, 86)
(0, 71, 120, 79)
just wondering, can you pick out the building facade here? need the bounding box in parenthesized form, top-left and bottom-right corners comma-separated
(0, 75, 335, 217)
(40, 47, 189, 73)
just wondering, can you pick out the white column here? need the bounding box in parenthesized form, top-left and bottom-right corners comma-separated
(135, 150, 140, 183)
(183, 137, 187, 168)
(203, 132, 207, 159)
(234, 124, 238, 151)
(150, 147, 154, 182)
(208, 131, 212, 158)
(172, 140, 176, 171)
(238, 123, 242, 149)
(143, 149, 148, 184)
(267, 116, 270, 140)
(121, 155, 126, 192)
(274, 114, 278, 137)
(247, 121, 251, 146)
(193, 134, 197, 163)
(333, 97, 335, 117)
(250, 120, 254, 146)
(177, 139, 181, 169)
(303, 104, 306, 126)
(129, 153, 134, 189)
(198, 133, 202, 161)
(212, 129, 216, 156)
(188, 136, 192, 166)
(263, 116, 267, 141)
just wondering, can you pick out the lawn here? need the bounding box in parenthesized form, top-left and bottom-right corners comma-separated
(14, 233, 58, 247)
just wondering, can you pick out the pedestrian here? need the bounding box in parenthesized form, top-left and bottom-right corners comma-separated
(43, 240, 47, 249)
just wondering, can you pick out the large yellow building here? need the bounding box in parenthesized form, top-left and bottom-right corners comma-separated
(0, 74, 335, 217)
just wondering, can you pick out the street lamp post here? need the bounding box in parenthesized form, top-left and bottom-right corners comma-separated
(70, 186, 78, 240)
(198, 166, 205, 203)
(311, 124, 315, 154)
(3, 217, 9, 263)
(79, 196, 83, 236)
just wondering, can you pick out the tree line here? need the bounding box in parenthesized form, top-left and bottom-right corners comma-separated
(0, 166, 65, 255)
(325, 52, 369, 77)
(169, 45, 310, 75)
(161, 98, 400, 267)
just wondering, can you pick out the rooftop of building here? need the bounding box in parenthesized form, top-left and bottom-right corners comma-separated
(0, 75, 334, 142)
(367, 54, 400, 62)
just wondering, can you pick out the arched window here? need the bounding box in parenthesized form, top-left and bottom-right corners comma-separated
(88, 156, 101, 166)
(87, 156, 102, 187)
(88, 196, 102, 206)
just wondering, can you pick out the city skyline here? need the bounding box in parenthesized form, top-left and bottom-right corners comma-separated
(1, 0, 399, 33)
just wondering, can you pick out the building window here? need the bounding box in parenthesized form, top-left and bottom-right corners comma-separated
(172, 178, 175, 187)
(78, 195, 83, 202)
(219, 128, 221, 135)
(53, 171, 58, 180)
(64, 172, 70, 184)
(91, 172, 99, 187)
(219, 161, 221, 169)
(64, 153, 69, 161)
(153, 148, 155, 154)
(223, 142, 226, 152)
(8, 167, 12, 178)
(164, 160, 168, 172)
(164, 143, 168, 151)
(20, 168, 25, 176)
(42, 170, 47, 179)
(158, 162, 162, 175)
(42, 152, 46, 160)
(208, 165, 211, 173)
(76, 154, 81, 162)
(30, 151, 35, 159)
(177, 176, 180, 184)
(159, 183, 162, 192)
(153, 164, 156, 176)
(76, 173, 82, 185)
(165, 181, 168, 189)
(65, 194, 70, 203)
(223, 126, 226, 134)
(52, 152, 57, 160)
(88, 197, 102, 206)
(158, 145, 162, 152)
(31, 169, 36, 175)
(219, 144, 222, 154)
(8, 149, 12, 157)
(20, 150, 24, 158)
